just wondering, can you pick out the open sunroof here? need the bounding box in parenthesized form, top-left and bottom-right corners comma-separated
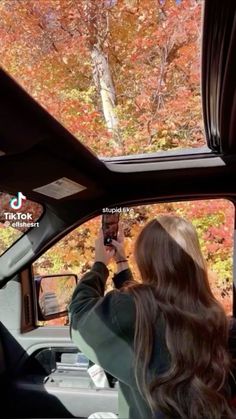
(0, 0, 205, 158)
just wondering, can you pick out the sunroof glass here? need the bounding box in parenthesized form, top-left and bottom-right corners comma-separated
(0, 0, 205, 157)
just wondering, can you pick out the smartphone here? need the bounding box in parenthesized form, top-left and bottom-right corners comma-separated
(102, 213, 120, 246)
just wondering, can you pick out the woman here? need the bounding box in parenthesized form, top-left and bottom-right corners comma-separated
(69, 215, 236, 419)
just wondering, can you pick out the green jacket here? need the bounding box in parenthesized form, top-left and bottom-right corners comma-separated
(69, 262, 170, 419)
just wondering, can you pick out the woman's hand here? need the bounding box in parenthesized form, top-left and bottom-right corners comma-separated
(95, 229, 115, 266)
(111, 225, 129, 274)
(111, 224, 127, 262)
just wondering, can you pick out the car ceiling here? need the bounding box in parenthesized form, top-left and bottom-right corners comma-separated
(0, 0, 235, 282)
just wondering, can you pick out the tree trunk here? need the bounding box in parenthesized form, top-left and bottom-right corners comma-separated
(86, 0, 122, 151)
(91, 45, 121, 148)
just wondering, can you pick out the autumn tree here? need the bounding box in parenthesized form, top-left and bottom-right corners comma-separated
(0, 0, 204, 155)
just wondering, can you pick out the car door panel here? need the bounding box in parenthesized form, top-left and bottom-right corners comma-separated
(10, 347, 118, 418)
(0, 276, 118, 418)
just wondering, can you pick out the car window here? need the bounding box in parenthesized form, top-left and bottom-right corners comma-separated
(0, 192, 43, 255)
(34, 198, 234, 326)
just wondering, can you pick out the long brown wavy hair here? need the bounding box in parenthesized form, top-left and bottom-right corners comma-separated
(123, 216, 235, 418)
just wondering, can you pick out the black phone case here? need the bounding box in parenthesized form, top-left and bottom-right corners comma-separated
(102, 214, 119, 246)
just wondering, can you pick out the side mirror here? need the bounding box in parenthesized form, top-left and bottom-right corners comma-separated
(35, 274, 77, 321)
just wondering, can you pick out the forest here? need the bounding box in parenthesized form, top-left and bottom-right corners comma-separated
(0, 0, 203, 156)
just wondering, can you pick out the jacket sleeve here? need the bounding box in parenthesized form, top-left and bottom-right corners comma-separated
(112, 267, 134, 289)
(68, 262, 136, 386)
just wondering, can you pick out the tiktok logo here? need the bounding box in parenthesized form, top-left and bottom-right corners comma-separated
(10, 192, 26, 210)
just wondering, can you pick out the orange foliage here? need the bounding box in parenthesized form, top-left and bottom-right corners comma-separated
(0, 0, 204, 156)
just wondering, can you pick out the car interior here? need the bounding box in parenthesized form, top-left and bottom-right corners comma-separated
(0, 0, 236, 417)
